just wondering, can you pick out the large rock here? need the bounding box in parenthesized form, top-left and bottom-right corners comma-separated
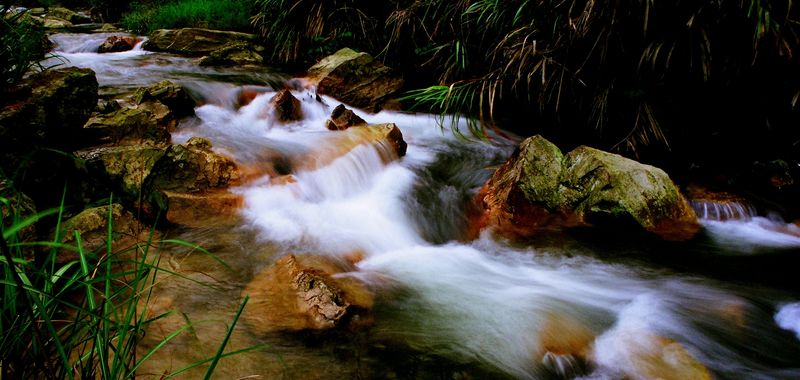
(42, 16, 72, 29)
(132, 80, 195, 118)
(198, 43, 264, 67)
(83, 102, 173, 146)
(0, 67, 98, 167)
(243, 255, 373, 333)
(143, 137, 241, 224)
(78, 145, 166, 200)
(308, 48, 404, 112)
(479, 135, 698, 240)
(98, 35, 140, 53)
(47, 7, 91, 24)
(143, 28, 257, 56)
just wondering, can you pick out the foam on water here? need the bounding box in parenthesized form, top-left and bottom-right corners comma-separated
(214, 91, 800, 378)
(776, 303, 800, 341)
(702, 216, 800, 253)
(43, 33, 800, 377)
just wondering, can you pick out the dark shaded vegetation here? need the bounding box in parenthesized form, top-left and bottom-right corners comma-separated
(251, 1, 800, 170)
(250, 0, 800, 218)
(0, 5, 50, 88)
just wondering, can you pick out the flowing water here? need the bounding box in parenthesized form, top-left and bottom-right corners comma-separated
(49, 33, 800, 379)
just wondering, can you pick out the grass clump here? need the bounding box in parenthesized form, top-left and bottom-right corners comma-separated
(0, 6, 50, 89)
(0, 189, 259, 378)
(123, 0, 255, 34)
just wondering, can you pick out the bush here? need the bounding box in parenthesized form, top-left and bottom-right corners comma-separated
(123, 0, 255, 34)
(252, 1, 800, 164)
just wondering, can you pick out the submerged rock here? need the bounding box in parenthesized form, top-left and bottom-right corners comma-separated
(243, 254, 373, 333)
(269, 90, 303, 122)
(325, 104, 366, 131)
(308, 48, 404, 112)
(296, 123, 407, 171)
(97, 35, 140, 53)
(479, 135, 698, 240)
(143, 28, 257, 56)
(198, 43, 264, 66)
(598, 331, 712, 380)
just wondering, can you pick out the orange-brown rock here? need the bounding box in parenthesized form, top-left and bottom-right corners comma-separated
(243, 255, 373, 333)
(478, 135, 699, 240)
(270, 90, 303, 122)
(161, 190, 243, 227)
(325, 104, 366, 131)
(143, 137, 242, 225)
(616, 332, 712, 380)
(295, 123, 407, 171)
(537, 313, 596, 377)
(98, 35, 140, 53)
(235, 89, 261, 109)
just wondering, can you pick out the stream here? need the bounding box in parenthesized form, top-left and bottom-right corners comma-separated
(48, 32, 800, 379)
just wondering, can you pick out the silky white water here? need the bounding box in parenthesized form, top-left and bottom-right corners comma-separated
(50, 32, 800, 379)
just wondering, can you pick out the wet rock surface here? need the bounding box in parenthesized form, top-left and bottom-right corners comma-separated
(270, 89, 303, 122)
(97, 35, 140, 53)
(143, 28, 258, 56)
(199, 43, 265, 67)
(308, 48, 404, 112)
(243, 254, 373, 333)
(143, 137, 242, 225)
(325, 104, 366, 131)
(479, 135, 699, 240)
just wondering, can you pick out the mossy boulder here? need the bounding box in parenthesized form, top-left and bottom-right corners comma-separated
(479, 135, 698, 240)
(78, 145, 166, 200)
(132, 80, 195, 119)
(308, 48, 404, 112)
(198, 43, 264, 67)
(83, 102, 173, 146)
(47, 7, 91, 24)
(143, 28, 257, 56)
(57, 204, 151, 262)
(42, 16, 72, 29)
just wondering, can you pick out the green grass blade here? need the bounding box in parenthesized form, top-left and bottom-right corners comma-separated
(203, 296, 249, 380)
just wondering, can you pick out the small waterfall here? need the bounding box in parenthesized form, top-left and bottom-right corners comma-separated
(690, 199, 757, 221)
(45, 31, 800, 378)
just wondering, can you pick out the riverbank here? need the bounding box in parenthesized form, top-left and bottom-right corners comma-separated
(2, 5, 800, 379)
